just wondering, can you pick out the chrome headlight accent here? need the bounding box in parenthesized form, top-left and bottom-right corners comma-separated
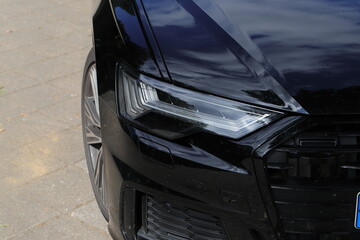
(119, 69, 283, 139)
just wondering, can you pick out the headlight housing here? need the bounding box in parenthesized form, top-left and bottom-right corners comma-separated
(119, 67, 283, 140)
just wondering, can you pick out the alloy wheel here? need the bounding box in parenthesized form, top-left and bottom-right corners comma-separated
(82, 63, 108, 219)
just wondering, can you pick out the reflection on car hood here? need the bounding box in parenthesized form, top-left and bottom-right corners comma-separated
(142, 0, 360, 114)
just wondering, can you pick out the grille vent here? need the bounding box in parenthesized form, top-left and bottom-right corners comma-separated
(266, 123, 360, 239)
(137, 196, 228, 240)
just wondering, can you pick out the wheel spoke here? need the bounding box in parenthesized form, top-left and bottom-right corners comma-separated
(85, 124, 101, 145)
(94, 147, 103, 190)
(84, 97, 100, 127)
(89, 65, 100, 115)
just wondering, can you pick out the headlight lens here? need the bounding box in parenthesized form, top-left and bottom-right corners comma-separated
(119, 70, 283, 139)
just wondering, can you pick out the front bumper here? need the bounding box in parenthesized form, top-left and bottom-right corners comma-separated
(100, 97, 283, 240)
(99, 96, 360, 240)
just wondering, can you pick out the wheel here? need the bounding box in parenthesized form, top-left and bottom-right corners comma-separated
(81, 48, 109, 221)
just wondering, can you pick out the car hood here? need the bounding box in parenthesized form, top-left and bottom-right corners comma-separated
(141, 0, 360, 114)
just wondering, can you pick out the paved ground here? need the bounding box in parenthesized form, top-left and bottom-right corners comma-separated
(0, 0, 112, 239)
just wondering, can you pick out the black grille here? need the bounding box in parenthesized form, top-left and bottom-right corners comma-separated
(266, 123, 360, 239)
(137, 196, 228, 240)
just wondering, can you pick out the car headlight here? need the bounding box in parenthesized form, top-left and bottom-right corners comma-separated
(118, 68, 283, 139)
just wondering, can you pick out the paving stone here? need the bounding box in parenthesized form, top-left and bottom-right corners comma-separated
(0, 71, 38, 95)
(0, 4, 38, 19)
(48, 0, 73, 4)
(9, 215, 111, 240)
(0, 111, 71, 147)
(0, 97, 30, 122)
(0, 0, 16, 6)
(0, 28, 53, 52)
(15, 56, 80, 83)
(18, 166, 94, 214)
(39, 97, 81, 127)
(0, 10, 54, 33)
(45, 4, 88, 24)
(0, 143, 67, 194)
(0, 82, 76, 112)
(35, 20, 81, 39)
(47, 71, 82, 94)
(29, 38, 84, 58)
(0, 47, 46, 72)
(24, 127, 85, 166)
(65, 1, 92, 13)
(0, 0, 112, 238)
(0, 42, 9, 53)
(2, 0, 60, 16)
(70, 200, 108, 233)
(58, 50, 89, 72)
(63, 30, 93, 47)
(74, 159, 88, 172)
(0, 190, 58, 239)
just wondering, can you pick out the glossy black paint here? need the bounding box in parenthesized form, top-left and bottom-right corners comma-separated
(90, 0, 360, 239)
(99, 97, 297, 240)
(117, 0, 360, 114)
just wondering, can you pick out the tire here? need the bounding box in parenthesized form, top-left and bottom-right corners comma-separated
(81, 48, 109, 221)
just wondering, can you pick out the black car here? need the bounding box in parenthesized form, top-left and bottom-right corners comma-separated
(81, 0, 360, 239)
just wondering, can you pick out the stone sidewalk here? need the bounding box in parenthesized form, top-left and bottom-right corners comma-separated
(0, 0, 111, 239)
